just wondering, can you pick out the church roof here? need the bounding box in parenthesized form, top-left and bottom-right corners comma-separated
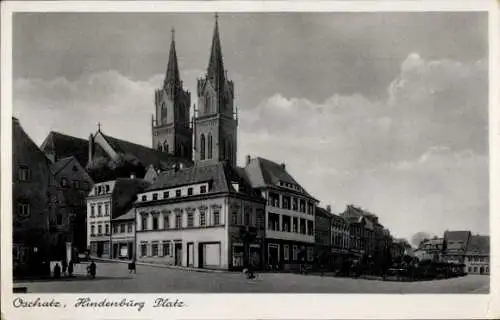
(50, 156, 75, 175)
(40, 131, 89, 166)
(207, 14, 226, 92)
(101, 133, 192, 170)
(164, 29, 181, 89)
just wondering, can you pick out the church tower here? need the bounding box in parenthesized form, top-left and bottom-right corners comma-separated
(152, 29, 192, 160)
(194, 14, 237, 167)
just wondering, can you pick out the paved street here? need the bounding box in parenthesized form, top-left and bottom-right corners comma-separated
(16, 261, 489, 293)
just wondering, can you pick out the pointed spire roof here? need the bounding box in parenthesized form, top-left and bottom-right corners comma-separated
(164, 28, 181, 88)
(207, 13, 225, 89)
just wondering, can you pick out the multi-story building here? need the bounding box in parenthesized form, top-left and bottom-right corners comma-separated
(111, 208, 136, 260)
(135, 163, 266, 270)
(465, 234, 489, 275)
(314, 206, 332, 267)
(13, 117, 72, 277)
(414, 237, 445, 262)
(390, 238, 412, 261)
(330, 211, 350, 270)
(442, 230, 471, 270)
(341, 205, 372, 259)
(245, 156, 318, 270)
(86, 178, 149, 257)
(50, 156, 94, 252)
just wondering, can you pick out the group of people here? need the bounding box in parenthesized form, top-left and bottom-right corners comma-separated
(52, 259, 97, 279)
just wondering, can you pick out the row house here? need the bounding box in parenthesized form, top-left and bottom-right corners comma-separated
(442, 230, 471, 272)
(111, 208, 136, 260)
(414, 238, 445, 262)
(135, 162, 266, 270)
(330, 211, 350, 269)
(314, 206, 332, 267)
(244, 157, 318, 270)
(464, 234, 489, 275)
(86, 178, 149, 258)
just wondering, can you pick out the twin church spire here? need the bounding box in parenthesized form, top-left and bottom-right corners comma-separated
(152, 14, 237, 168)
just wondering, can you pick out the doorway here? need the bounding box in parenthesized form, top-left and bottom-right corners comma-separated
(97, 242, 103, 257)
(187, 242, 194, 267)
(268, 244, 279, 269)
(174, 243, 182, 266)
(480, 266, 484, 274)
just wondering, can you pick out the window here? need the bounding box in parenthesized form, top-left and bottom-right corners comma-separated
(176, 189, 181, 197)
(61, 177, 68, 187)
(307, 247, 314, 262)
(152, 243, 159, 256)
(98, 225, 102, 235)
(73, 180, 80, 189)
(106, 185, 110, 193)
(187, 212, 194, 227)
(141, 215, 148, 230)
(175, 213, 182, 229)
(104, 203, 109, 216)
(128, 223, 133, 233)
(474, 267, 478, 273)
(284, 245, 289, 261)
(200, 212, 206, 226)
(232, 211, 238, 225)
(200, 185, 207, 194)
(83, 181, 90, 190)
(164, 214, 170, 229)
(268, 212, 280, 231)
(292, 217, 298, 233)
(268, 192, 280, 207)
(142, 195, 147, 201)
(17, 202, 30, 217)
(300, 218, 306, 234)
(292, 198, 298, 211)
(91, 225, 95, 236)
(468, 267, 472, 272)
(282, 196, 291, 210)
(207, 134, 213, 159)
(56, 213, 63, 225)
(213, 210, 220, 225)
(163, 191, 169, 199)
(140, 243, 147, 257)
(162, 242, 170, 256)
(153, 193, 158, 201)
(187, 188, 193, 196)
(18, 166, 30, 181)
(113, 225, 118, 233)
(282, 215, 291, 232)
(97, 204, 102, 216)
(293, 245, 298, 261)
(200, 134, 206, 160)
(120, 224, 125, 233)
(308, 202, 314, 215)
(152, 216, 159, 230)
(307, 220, 314, 235)
(105, 224, 109, 235)
(256, 209, 265, 229)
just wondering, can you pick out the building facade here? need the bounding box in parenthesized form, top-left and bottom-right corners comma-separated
(314, 206, 332, 267)
(135, 163, 266, 270)
(330, 212, 351, 270)
(111, 208, 136, 260)
(245, 157, 318, 271)
(442, 230, 471, 270)
(86, 178, 149, 257)
(465, 234, 489, 275)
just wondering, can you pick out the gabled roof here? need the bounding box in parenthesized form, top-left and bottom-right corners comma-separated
(316, 207, 333, 219)
(101, 133, 192, 170)
(466, 235, 489, 255)
(113, 208, 135, 221)
(244, 157, 314, 199)
(40, 131, 89, 165)
(50, 156, 74, 175)
(144, 162, 263, 200)
(444, 230, 471, 250)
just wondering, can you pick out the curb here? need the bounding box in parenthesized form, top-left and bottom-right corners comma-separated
(92, 257, 228, 273)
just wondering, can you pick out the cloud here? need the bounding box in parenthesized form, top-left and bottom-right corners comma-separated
(13, 53, 488, 239)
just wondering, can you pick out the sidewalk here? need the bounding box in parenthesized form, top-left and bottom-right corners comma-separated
(92, 257, 228, 273)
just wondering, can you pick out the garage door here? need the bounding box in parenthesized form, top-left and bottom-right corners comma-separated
(203, 243, 221, 267)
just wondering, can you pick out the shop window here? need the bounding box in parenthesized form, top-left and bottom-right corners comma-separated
(140, 243, 147, 257)
(152, 243, 159, 256)
(162, 242, 171, 256)
(283, 245, 289, 261)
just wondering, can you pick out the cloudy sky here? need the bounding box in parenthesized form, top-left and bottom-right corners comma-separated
(13, 12, 488, 240)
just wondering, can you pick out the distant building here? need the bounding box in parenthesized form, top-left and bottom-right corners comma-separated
(86, 178, 150, 258)
(341, 205, 375, 259)
(50, 156, 94, 251)
(414, 238, 444, 262)
(465, 234, 489, 275)
(245, 156, 318, 270)
(40, 131, 89, 167)
(314, 206, 332, 267)
(13, 117, 72, 277)
(442, 230, 471, 268)
(135, 163, 266, 270)
(111, 208, 136, 260)
(391, 238, 412, 260)
(330, 211, 350, 269)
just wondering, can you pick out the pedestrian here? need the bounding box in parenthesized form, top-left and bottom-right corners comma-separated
(68, 259, 74, 277)
(246, 259, 256, 280)
(53, 263, 61, 279)
(128, 258, 136, 274)
(88, 260, 96, 279)
(61, 259, 68, 276)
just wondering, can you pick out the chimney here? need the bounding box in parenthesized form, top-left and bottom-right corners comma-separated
(280, 162, 286, 170)
(246, 155, 251, 166)
(326, 205, 332, 213)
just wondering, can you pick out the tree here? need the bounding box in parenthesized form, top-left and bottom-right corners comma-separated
(411, 232, 431, 248)
(87, 154, 145, 182)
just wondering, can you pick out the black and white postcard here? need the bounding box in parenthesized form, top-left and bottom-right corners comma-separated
(1, 1, 499, 319)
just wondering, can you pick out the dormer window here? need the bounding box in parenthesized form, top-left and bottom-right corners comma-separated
(153, 193, 158, 201)
(105, 185, 110, 193)
(200, 185, 207, 194)
(163, 191, 169, 198)
(176, 189, 181, 197)
(141, 195, 147, 201)
(61, 177, 69, 187)
(187, 188, 193, 196)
